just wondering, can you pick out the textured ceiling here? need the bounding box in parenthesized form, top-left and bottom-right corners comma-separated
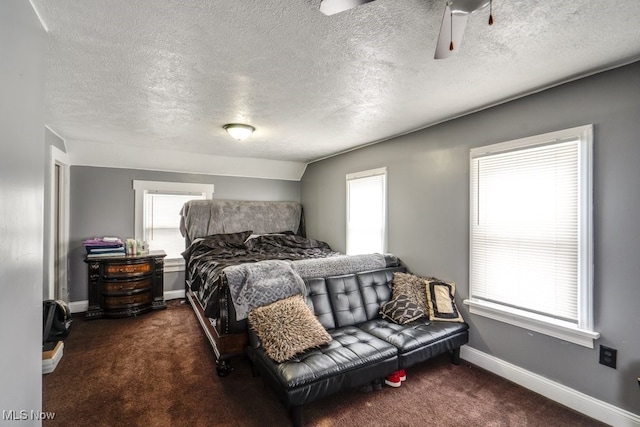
(32, 0, 640, 165)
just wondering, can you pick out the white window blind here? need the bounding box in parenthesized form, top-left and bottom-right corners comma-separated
(133, 181, 214, 270)
(468, 125, 597, 346)
(143, 192, 203, 259)
(346, 168, 387, 255)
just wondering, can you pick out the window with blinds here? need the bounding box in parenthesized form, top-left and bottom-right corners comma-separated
(346, 167, 387, 255)
(143, 192, 204, 259)
(467, 125, 598, 347)
(133, 181, 214, 270)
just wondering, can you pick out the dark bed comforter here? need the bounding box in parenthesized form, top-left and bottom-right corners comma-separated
(184, 231, 339, 318)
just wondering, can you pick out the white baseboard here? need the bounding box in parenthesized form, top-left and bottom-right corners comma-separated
(460, 346, 640, 427)
(69, 290, 186, 314)
(164, 290, 185, 301)
(69, 300, 88, 314)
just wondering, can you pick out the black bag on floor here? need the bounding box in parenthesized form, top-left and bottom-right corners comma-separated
(43, 299, 72, 349)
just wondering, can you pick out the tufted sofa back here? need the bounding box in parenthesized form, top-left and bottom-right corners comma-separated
(304, 266, 406, 330)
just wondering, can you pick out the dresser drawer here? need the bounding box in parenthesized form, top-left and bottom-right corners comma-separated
(102, 277, 152, 295)
(103, 261, 152, 278)
(103, 291, 153, 309)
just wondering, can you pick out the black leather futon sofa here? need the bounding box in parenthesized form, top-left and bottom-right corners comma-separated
(245, 266, 469, 427)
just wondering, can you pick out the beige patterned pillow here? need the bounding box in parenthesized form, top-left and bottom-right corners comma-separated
(248, 294, 332, 363)
(380, 294, 425, 325)
(391, 272, 429, 316)
(424, 278, 463, 322)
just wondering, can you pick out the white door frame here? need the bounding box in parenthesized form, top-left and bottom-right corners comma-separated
(48, 145, 70, 301)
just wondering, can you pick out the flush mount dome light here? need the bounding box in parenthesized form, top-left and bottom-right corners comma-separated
(223, 123, 255, 141)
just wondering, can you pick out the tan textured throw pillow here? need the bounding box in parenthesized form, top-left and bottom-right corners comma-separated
(248, 294, 332, 363)
(424, 279, 464, 322)
(392, 272, 429, 316)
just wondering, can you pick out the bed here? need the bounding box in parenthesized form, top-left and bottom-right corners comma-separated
(179, 199, 400, 376)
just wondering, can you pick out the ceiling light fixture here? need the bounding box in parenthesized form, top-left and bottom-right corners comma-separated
(319, 0, 375, 15)
(223, 123, 255, 141)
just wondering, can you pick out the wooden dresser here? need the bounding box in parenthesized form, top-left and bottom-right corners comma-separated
(84, 250, 166, 319)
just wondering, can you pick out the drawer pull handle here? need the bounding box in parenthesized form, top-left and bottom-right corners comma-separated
(109, 265, 149, 274)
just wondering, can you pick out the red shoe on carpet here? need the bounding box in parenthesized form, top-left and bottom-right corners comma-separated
(384, 371, 402, 388)
(398, 369, 406, 382)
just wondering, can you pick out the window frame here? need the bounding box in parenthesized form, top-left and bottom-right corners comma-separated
(465, 125, 599, 348)
(345, 167, 388, 255)
(133, 180, 214, 272)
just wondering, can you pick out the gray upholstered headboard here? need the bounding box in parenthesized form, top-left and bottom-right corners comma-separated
(179, 199, 304, 245)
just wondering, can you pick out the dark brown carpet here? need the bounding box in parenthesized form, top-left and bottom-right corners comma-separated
(43, 300, 607, 427)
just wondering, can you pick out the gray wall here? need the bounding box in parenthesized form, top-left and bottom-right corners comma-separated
(0, 0, 46, 419)
(69, 167, 300, 301)
(301, 61, 640, 414)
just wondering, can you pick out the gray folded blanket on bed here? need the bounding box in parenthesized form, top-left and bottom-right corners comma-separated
(225, 254, 398, 320)
(291, 253, 392, 279)
(225, 260, 306, 321)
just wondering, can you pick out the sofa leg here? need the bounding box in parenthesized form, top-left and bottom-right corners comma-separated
(451, 347, 461, 365)
(291, 406, 303, 427)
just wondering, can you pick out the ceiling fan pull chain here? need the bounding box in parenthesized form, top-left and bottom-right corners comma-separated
(488, 0, 494, 25)
(449, 8, 454, 51)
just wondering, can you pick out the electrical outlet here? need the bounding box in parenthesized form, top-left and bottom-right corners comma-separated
(599, 345, 617, 369)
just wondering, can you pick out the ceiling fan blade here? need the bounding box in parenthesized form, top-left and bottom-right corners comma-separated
(319, 0, 376, 16)
(434, 4, 469, 59)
